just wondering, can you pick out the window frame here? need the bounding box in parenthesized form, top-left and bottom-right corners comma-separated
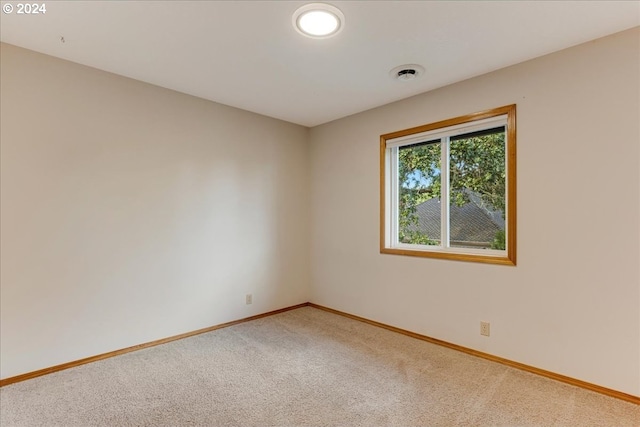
(380, 105, 516, 265)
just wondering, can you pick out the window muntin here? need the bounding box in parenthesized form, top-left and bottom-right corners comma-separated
(381, 105, 516, 265)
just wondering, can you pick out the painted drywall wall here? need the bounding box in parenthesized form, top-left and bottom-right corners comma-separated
(0, 43, 310, 379)
(309, 28, 640, 396)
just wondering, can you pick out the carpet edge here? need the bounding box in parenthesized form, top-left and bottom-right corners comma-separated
(307, 303, 640, 405)
(0, 302, 310, 387)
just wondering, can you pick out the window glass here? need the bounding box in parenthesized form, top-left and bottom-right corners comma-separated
(398, 141, 441, 245)
(449, 128, 505, 250)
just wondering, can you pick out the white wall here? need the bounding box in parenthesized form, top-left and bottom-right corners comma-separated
(0, 43, 310, 379)
(309, 28, 640, 396)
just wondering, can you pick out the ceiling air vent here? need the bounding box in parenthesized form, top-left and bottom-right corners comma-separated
(390, 64, 425, 81)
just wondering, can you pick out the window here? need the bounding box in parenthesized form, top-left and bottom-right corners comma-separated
(380, 105, 516, 265)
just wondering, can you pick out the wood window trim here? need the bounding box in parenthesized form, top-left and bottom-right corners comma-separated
(379, 104, 517, 265)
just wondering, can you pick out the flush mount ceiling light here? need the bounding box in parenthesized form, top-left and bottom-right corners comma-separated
(293, 3, 344, 38)
(389, 64, 425, 81)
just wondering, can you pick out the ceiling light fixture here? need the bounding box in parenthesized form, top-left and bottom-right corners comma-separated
(293, 3, 344, 39)
(390, 64, 425, 82)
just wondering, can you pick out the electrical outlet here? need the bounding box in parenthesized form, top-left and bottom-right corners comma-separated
(246, 294, 252, 305)
(480, 321, 490, 337)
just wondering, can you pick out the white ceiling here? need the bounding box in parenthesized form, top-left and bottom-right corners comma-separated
(1, 1, 638, 127)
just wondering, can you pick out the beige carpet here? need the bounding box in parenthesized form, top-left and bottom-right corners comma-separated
(1, 306, 638, 426)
